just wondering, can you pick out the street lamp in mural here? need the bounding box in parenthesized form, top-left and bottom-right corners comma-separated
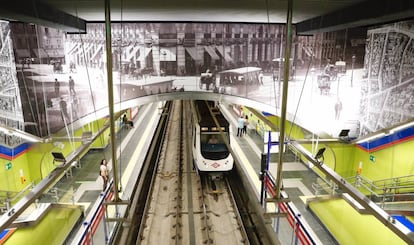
(351, 54, 356, 87)
(310, 67, 316, 103)
(113, 38, 130, 71)
(161, 50, 167, 76)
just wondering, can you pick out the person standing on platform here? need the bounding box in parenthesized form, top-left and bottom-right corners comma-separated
(54, 78, 60, 97)
(69, 76, 75, 96)
(237, 115, 245, 137)
(243, 115, 249, 135)
(100, 159, 108, 191)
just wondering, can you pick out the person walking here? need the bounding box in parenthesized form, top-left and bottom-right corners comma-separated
(237, 115, 245, 137)
(54, 78, 60, 97)
(334, 97, 342, 120)
(69, 76, 76, 96)
(100, 159, 108, 191)
(59, 97, 69, 123)
(259, 71, 264, 85)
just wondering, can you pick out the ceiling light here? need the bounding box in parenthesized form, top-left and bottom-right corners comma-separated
(389, 121, 414, 134)
(0, 124, 43, 143)
(355, 132, 386, 144)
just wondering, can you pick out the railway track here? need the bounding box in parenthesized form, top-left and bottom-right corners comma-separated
(138, 100, 248, 244)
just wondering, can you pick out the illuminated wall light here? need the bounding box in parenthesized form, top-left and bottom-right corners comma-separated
(355, 132, 386, 144)
(389, 121, 414, 134)
(0, 124, 43, 143)
(13, 131, 43, 143)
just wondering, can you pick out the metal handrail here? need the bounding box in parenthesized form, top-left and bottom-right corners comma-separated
(312, 179, 339, 196)
(347, 174, 414, 198)
(372, 174, 414, 187)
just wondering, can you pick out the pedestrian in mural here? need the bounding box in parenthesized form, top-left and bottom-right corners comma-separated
(69, 76, 76, 96)
(259, 71, 264, 85)
(69, 61, 76, 73)
(100, 159, 109, 191)
(59, 97, 69, 123)
(272, 71, 277, 82)
(334, 97, 342, 120)
(71, 94, 79, 119)
(54, 78, 60, 97)
(237, 115, 245, 137)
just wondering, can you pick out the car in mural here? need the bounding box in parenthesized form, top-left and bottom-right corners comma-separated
(217, 67, 262, 96)
(199, 69, 215, 90)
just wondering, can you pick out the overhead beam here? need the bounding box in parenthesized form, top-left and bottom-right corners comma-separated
(0, 0, 86, 33)
(296, 0, 414, 35)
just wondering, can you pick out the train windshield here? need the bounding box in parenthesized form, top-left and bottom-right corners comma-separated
(200, 133, 230, 159)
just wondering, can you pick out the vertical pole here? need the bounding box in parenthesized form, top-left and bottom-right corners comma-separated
(277, 27, 284, 108)
(104, 0, 121, 201)
(267, 131, 271, 168)
(260, 153, 267, 205)
(343, 28, 348, 60)
(275, 0, 293, 199)
(351, 54, 355, 87)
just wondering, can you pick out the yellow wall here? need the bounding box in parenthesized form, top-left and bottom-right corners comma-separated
(243, 107, 414, 183)
(4, 206, 82, 244)
(0, 114, 124, 195)
(0, 152, 31, 194)
(353, 140, 414, 181)
(309, 199, 406, 245)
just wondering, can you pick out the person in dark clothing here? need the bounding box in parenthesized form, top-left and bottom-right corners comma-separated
(122, 114, 134, 128)
(59, 97, 69, 123)
(243, 115, 249, 135)
(54, 78, 60, 97)
(69, 76, 76, 95)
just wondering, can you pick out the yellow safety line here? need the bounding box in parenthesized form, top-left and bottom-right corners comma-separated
(119, 108, 159, 196)
(106, 108, 159, 219)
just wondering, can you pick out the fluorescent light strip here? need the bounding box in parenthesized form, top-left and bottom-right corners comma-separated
(14, 131, 43, 143)
(0, 124, 43, 143)
(355, 132, 386, 144)
(389, 121, 414, 134)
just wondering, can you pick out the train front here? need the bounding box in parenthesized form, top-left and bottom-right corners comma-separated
(197, 129, 234, 173)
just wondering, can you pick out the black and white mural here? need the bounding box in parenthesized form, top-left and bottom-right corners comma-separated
(9, 21, 413, 140)
(0, 21, 24, 147)
(360, 20, 414, 136)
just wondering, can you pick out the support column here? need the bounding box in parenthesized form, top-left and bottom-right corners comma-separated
(275, 0, 293, 200)
(104, 0, 120, 201)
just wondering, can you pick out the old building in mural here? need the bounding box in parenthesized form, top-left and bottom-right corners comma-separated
(5, 21, 414, 139)
(0, 21, 24, 147)
(360, 20, 414, 135)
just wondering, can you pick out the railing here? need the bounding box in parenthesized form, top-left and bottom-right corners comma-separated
(0, 183, 33, 214)
(311, 178, 338, 196)
(373, 174, 414, 192)
(72, 180, 114, 245)
(39, 186, 76, 204)
(342, 174, 414, 206)
(263, 172, 323, 245)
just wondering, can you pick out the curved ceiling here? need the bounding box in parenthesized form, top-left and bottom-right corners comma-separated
(1, 0, 412, 34)
(39, 0, 364, 24)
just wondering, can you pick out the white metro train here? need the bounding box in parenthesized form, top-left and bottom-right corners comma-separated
(191, 100, 234, 176)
